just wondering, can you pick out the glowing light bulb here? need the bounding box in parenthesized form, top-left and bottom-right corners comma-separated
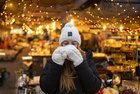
(103, 26, 106, 30)
(9, 3, 13, 7)
(46, 25, 49, 30)
(38, 25, 42, 29)
(116, 3, 119, 5)
(97, 8, 101, 11)
(120, 5, 122, 7)
(132, 7, 135, 9)
(94, 3, 98, 6)
(120, 26, 123, 31)
(52, 22, 56, 30)
(118, 13, 120, 15)
(70, 19, 74, 24)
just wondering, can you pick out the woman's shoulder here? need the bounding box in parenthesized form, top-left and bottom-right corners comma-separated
(46, 58, 53, 63)
(45, 58, 63, 68)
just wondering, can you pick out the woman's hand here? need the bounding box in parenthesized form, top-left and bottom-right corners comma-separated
(52, 47, 67, 65)
(65, 45, 83, 67)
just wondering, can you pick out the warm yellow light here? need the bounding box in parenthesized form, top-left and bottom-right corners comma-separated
(9, 3, 13, 7)
(38, 25, 43, 29)
(4, 5, 7, 9)
(46, 25, 49, 29)
(114, 76, 121, 85)
(18, 3, 21, 5)
(52, 22, 56, 30)
(28, 29, 33, 34)
(120, 26, 123, 31)
(132, 7, 135, 9)
(135, 32, 138, 35)
(103, 26, 106, 30)
(97, 8, 101, 11)
(94, 3, 98, 6)
(11, 26, 13, 30)
(70, 19, 74, 24)
(128, 36, 131, 39)
(11, 18, 15, 24)
(22, 14, 25, 17)
(69, 14, 72, 17)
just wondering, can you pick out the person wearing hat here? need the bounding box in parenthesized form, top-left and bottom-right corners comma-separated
(40, 23, 101, 94)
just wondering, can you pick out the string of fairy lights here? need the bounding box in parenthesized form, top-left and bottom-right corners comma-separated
(87, 0, 140, 30)
(1, 0, 140, 35)
(1, 0, 60, 33)
(64, 0, 140, 34)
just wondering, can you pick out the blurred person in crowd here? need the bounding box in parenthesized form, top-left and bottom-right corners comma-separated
(40, 23, 101, 94)
(43, 29, 50, 41)
(80, 32, 89, 51)
(27, 34, 35, 43)
(89, 33, 100, 52)
(97, 32, 105, 52)
(89, 32, 105, 52)
(0, 40, 7, 49)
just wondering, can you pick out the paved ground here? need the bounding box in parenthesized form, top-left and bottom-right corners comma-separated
(0, 48, 30, 94)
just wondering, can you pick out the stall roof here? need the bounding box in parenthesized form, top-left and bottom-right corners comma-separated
(0, 0, 140, 30)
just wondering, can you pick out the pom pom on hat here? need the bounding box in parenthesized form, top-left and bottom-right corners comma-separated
(59, 22, 81, 45)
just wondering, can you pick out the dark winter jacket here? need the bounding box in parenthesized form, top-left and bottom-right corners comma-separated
(40, 51, 101, 94)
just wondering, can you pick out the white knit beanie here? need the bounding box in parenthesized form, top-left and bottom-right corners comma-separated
(59, 22, 81, 45)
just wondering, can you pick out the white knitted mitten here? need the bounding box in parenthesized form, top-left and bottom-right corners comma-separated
(52, 47, 67, 65)
(65, 45, 83, 67)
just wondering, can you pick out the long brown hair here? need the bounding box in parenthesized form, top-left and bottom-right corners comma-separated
(59, 46, 85, 93)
